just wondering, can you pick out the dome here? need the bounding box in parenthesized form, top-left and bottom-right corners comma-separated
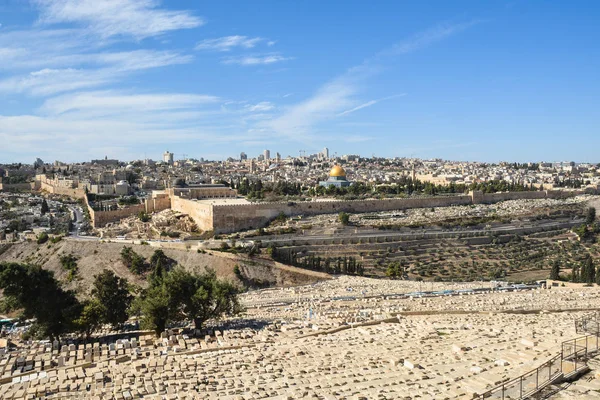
(329, 165, 346, 177)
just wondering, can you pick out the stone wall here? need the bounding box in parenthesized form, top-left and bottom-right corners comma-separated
(38, 176, 86, 199)
(210, 195, 474, 233)
(170, 197, 214, 232)
(0, 182, 36, 192)
(90, 203, 147, 228)
(145, 196, 171, 214)
(206, 189, 592, 233)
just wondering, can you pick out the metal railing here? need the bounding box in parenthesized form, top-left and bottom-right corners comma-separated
(474, 354, 562, 399)
(575, 312, 600, 336)
(475, 334, 599, 399)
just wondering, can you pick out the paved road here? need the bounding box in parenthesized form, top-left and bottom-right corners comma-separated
(66, 205, 93, 239)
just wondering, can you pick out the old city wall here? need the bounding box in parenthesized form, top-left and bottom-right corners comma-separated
(0, 182, 37, 192)
(477, 191, 547, 203)
(145, 196, 171, 214)
(209, 189, 597, 234)
(473, 189, 587, 204)
(90, 203, 147, 228)
(38, 177, 86, 199)
(170, 197, 214, 232)
(211, 195, 473, 233)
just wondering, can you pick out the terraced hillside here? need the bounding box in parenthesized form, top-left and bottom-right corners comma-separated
(272, 229, 600, 282)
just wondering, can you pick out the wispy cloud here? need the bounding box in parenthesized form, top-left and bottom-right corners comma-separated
(264, 21, 479, 146)
(264, 78, 356, 144)
(223, 54, 292, 66)
(245, 102, 275, 112)
(34, 0, 203, 39)
(382, 20, 482, 57)
(337, 94, 406, 116)
(196, 35, 265, 51)
(0, 49, 192, 96)
(39, 91, 219, 116)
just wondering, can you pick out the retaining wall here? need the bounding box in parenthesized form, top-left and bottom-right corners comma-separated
(208, 189, 592, 233)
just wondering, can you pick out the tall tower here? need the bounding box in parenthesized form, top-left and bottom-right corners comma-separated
(163, 151, 174, 165)
(323, 147, 329, 159)
(411, 163, 416, 182)
(263, 149, 270, 161)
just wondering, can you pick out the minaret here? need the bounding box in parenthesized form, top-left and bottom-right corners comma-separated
(411, 163, 416, 182)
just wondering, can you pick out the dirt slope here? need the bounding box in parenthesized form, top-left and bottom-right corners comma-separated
(0, 240, 328, 295)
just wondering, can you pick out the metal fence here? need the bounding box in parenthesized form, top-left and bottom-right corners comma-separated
(474, 334, 599, 399)
(575, 312, 600, 336)
(474, 354, 562, 399)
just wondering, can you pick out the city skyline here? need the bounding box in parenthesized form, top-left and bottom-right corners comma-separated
(1, 1, 599, 163)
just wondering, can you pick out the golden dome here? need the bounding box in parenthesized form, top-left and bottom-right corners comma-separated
(329, 165, 346, 177)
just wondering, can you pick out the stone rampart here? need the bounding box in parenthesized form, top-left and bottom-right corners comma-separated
(38, 176, 86, 199)
(145, 196, 171, 214)
(170, 197, 214, 232)
(210, 195, 473, 233)
(90, 203, 146, 228)
(0, 182, 36, 192)
(207, 189, 594, 233)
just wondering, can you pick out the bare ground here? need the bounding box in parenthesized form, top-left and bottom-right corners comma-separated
(0, 239, 329, 296)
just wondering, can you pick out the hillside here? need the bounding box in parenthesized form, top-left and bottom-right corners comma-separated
(0, 240, 329, 296)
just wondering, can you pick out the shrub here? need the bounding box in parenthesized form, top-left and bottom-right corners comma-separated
(37, 232, 49, 244)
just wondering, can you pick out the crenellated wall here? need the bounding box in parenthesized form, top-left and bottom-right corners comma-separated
(0, 182, 36, 192)
(90, 203, 147, 227)
(37, 175, 86, 199)
(209, 195, 475, 233)
(205, 189, 593, 233)
(35, 172, 595, 232)
(169, 196, 213, 231)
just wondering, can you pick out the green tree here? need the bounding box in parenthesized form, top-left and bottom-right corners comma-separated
(139, 284, 171, 336)
(91, 270, 132, 328)
(549, 260, 560, 280)
(338, 212, 350, 225)
(59, 254, 79, 281)
(138, 268, 241, 336)
(149, 250, 173, 285)
(163, 268, 241, 330)
(582, 255, 595, 284)
(40, 199, 49, 215)
(120, 246, 147, 274)
(571, 265, 580, 283)
(138, 211, 150, 223)
(0, 262, 81, 339)
(75, 299, 105, 338)
(37, 232, 49, 244)
(587, 207, 597, 225)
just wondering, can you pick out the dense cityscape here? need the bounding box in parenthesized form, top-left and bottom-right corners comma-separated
(2, 1, 600, 399)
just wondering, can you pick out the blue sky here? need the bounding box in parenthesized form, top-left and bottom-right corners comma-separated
(1, 1, 599, 163)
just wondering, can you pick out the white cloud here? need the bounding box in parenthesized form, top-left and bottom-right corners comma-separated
(264, 22, 477, 144)
(265, 78, 356, 143)
(223, 54, 292, 66)
(246, 102, 275, 112)
(34, 0, 203, 39)
(0, 68, 112, 96)
(337, 100, 378, 117)
(384, 20, 481, 57)
(0, 50, 192, 96)
(195, 35, 264, 51)
(337, 94, 406, 116)
(40, 91, 220, 115)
